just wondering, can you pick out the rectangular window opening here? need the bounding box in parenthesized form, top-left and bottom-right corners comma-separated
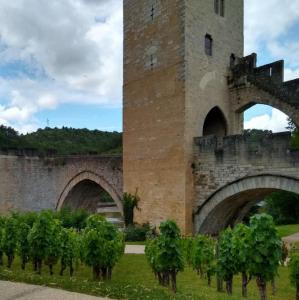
(150, 5, 155, 20)
(205, 34, 213, 56)
(214, 0, 219, 14)
(220, 0, 225, 17)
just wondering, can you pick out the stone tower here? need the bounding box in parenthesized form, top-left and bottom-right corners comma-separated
(123, 0, 244, 233)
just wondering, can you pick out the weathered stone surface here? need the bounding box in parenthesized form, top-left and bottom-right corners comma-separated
(123, 0, 244, 234)
(193, 133, 299, 234)
(0, 154, 122, 213)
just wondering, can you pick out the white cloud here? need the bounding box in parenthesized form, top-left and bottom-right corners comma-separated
(37, 95, 58, 110)
(0, 0, 123, 131)
(245, 0, 299, 54)
(244, 108, 289, 132)
(0, 0, 298, 132)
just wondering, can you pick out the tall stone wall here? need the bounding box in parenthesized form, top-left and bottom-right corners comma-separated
(123, 0, 189, 231)
(123, 0, 244, 233)
(0, 154, 122, 213)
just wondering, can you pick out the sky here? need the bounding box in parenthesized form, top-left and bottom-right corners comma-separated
(0, 0, 298, 134)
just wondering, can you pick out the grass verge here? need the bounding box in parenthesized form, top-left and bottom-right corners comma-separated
(0, 254, 295, 300)
(276, 224, 299, 238)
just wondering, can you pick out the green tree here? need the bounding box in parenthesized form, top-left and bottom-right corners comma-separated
(191, 235, 216, 286)
(28, 211, 58, 274)
(44, 219, 62, 275)
(2, 216, 18, 268)
(231, 223, 251, 297)
(82, 215, 124, 280)
(218, 228, 237, 295)
(123, 192, 140, 226)
(182, 236, 193, 267)
(0, 216, 5, 265)
(289, 245, 299, 300)
(57, 208, 89, 231)
(264, 191, 299, 225)
(17, 222, 31, 270)
(60, 228, 79, 276)
(249, 214, 282, 300)
(145, 220, 184, 293)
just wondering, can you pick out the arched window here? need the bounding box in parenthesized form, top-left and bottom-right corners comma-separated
(205, 34, 213, 56)
(203, 107, 227, 137)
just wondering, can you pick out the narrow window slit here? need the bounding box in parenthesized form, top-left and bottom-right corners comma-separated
(205, 34, 213, 56)
(151, 5, 155, 20)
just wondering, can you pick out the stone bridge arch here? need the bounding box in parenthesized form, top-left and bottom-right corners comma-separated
(230, 85, 299, 132)
(195, 174, 299, 235)
(56, 170, 123, 214)
(229, 54, 299, 133)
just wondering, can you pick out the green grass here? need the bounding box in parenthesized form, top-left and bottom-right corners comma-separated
(276, 224, 299, 238)
(0, 254, 295, 300)
(125, 241, 146, 245)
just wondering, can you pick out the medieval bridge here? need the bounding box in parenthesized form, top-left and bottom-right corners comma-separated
(0, 152, 122, 216)
(193, 54, 299, 235)
(1, 56, 299, 234)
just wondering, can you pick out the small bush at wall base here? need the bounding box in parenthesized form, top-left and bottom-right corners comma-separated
(124, 223, 151, 242)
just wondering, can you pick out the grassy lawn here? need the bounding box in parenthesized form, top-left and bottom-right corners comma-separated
(0, 254, 295, 300)
(125, 241, 146, 245)
(276, 224, 299, 238)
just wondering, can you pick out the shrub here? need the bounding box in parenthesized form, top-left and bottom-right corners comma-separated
(145, 220, 184, 293)
(60, 228, 79, 276)
(2, 215, 18, 268)
(289, 244, 299, 300)
(191, 235, 216, 286)
(182, 236, 193, 266)
(123, 192, 140, 226)
(249, 214, 282, 300)
(124, 223, 151, 242)
(28, 211, 59, 274)
(17, 222, 31, 270)
(82, 215, 124, 280)
(218, 228, 237, 295)
(44, 218, 62, 275)
(57, 208, 89, 231)
(231, 223, 251, 297)
(0, 216, 5, 265)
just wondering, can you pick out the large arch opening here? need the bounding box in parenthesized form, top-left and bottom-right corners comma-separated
(194, 175, 299, 235)
(243, 104, 290, 133)
(203, 106, 227, 137)
(57, 171, 123, 225)
(62, 179, 115, 213)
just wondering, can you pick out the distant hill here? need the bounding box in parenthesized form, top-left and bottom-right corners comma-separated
(0, 125, 122, 155)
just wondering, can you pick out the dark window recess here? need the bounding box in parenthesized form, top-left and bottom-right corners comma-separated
(230, 53, 236, 68)
(215, 0, 225, 17)
(150, 54, 155, 70)
(220, 0, 225, 17)
(214, 0, 219, 14)
(205, 34, 213, 56)
(150, 4, 155, 20)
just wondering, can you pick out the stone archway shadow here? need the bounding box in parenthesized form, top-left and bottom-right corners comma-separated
(194, 174, 299, 235)
(56, 170, 123, 215)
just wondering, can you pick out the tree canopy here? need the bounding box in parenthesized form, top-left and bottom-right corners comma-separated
(0, 125, 122, 155)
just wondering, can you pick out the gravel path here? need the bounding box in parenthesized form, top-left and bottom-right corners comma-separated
(125, 245, 145, 254)
(283, 232, 299, 248)
(0, 281, 111, 300)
